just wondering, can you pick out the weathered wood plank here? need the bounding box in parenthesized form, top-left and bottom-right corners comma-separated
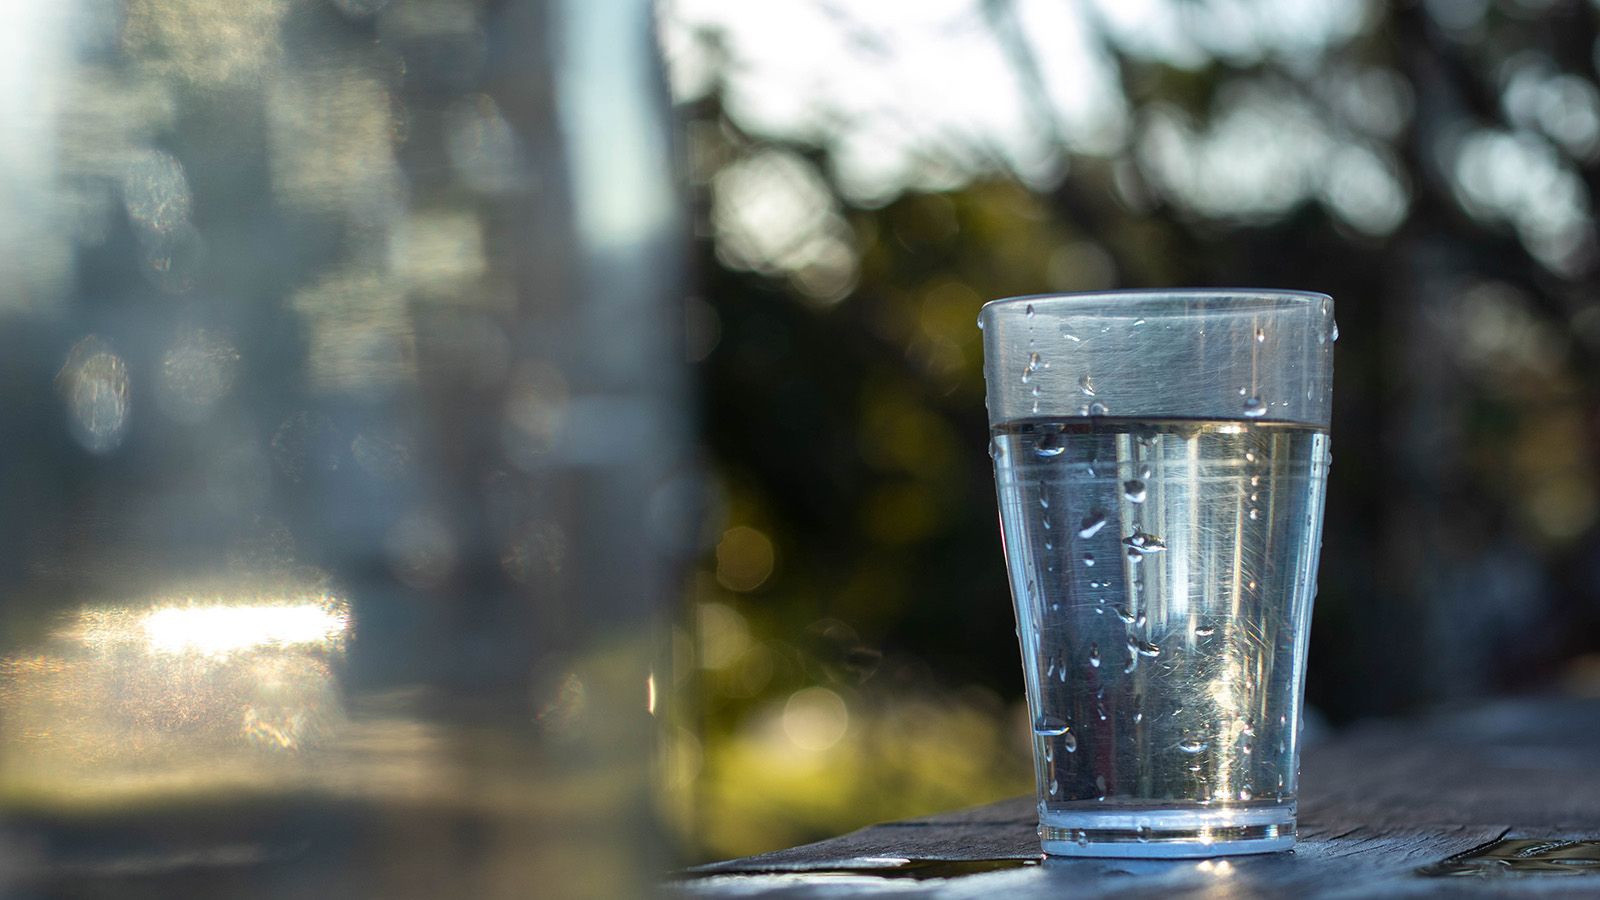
(674, 697, 1600, 897)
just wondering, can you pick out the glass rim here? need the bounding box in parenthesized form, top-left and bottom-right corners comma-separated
(980, 288, 1332, 315)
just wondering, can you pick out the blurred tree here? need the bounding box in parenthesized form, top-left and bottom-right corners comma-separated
(661, 0, 1600, 859)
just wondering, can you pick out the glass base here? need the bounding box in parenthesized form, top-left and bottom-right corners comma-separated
(1039, 804, 1295, 858)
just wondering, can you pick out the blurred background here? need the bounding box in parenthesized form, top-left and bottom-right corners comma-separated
(0, 0, 683, 896)
(658, 0, 1600, 863)
(7, 0, 1600, 893)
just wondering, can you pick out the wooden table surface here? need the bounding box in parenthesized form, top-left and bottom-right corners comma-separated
(673, 696, 1600, 898)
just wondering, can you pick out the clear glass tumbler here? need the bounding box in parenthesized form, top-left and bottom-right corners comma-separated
(981, 289, 1334, 857)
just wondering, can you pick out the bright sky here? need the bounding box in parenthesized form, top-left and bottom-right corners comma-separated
(662, 0, 1597, 277)
(662, 0, 1114, 203)
(660, 0, 1369, 204)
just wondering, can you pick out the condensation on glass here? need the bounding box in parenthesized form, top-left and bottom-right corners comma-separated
(982, 290, 1334, 858)
(0, 0, 686, 896)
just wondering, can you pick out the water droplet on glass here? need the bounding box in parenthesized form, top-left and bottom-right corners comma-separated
(1126, 547, 1142, 563)
(1331, 321, 1340, 342)
(1039, 494, 1050, 510)
(1088, 580, 1102, 590)
(1243, 396, 1266, 417)
(1026, 303, 1035, 318)
(1178, 738, 1208, 754)
(1138, 463, 1153, 480)
(1256, 327, 1266, 343)
(1045, 657, 1055, 677)
(1063, 732, 1078, 753)
(1248, 580, 1258, 591)
(1136, 825, 1151, 843)
(989, 438, 1004, 461)
(1122, 531, 1166, 553)
(1033, 717, 1070, 737)
(1035, 433, 1065, 457)
(976, 316, 985, 330)
(1123, 655, 1138, 674)
(1074, 830, 1089, 848)
(1240, 787, 1254, 801)
(1114, 605, 1134, 624)
(1249, 508, 1260, 521)
(1078, 512, 1108, 539)
(1250, 475, 1261, 487)
(1079, 374, 1096, 396)
(1241, 741, 1254, 755)
(1042, 518, 1052, 531)
(1089, 644, 1101, 667)
(1088, 401, 1109, 416)
(1048, 778, 1059, 796)
(1133, 710, 1143, 724)
(1044, 746, 1053, 763)
(1022, 352, 1041, 383)
(1135, 612, 1147, 629)
(1245, 451, 1256, 463)
(1123, 479, 1147, 503)
(1083, 553, 1097, 568)
(1194, 625, 1217, 637)
(1134, 640, 1161, 657)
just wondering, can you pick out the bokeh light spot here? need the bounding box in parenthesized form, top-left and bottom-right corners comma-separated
(697, 602, 752, 669)
(715, 526, 775, 592)
(781, 686, 849, 753)
(121, 149, 191, 235)
(57, 336, 130, 455)
(157, 328, 240, 423)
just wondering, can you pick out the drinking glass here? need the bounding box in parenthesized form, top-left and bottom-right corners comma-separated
(0, 1, 686, 896)
(980, 289, 1334, 857)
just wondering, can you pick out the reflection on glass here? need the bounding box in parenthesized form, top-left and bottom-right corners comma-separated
(0, 0, 684, 896)
(1, 592, 349, 798)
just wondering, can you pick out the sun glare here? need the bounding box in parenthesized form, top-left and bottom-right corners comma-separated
(141, 599, 350, 657)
